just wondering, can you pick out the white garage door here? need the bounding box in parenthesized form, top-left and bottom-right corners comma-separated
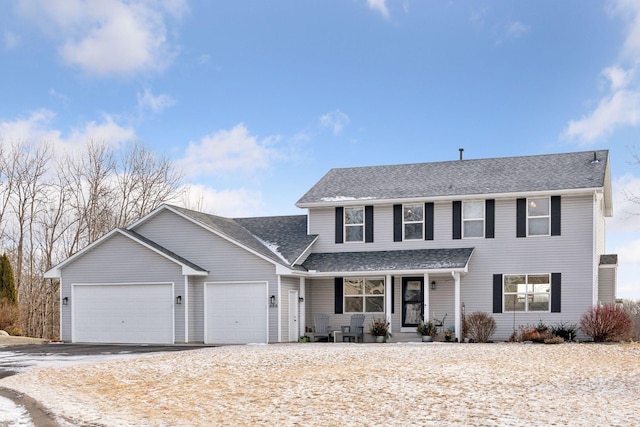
(73, 283, 174, 344)
(205, 282, 268, 344)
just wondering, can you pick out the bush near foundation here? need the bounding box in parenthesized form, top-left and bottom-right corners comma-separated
(0, 298, 19, 332)
(464, 312, 496, 343)
(580, 304, 632, 342)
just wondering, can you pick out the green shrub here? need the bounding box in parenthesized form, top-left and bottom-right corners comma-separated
(550, 322, 578, 342)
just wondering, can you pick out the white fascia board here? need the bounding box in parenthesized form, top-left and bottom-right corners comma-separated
(296, 187, 603, 208)
(162, 205, 290, 271)
(302, 267, 468, 277)
(291, 235, 319, 267)
(603, 160, 613, 217)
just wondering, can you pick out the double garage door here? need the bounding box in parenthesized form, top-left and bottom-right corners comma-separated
(72, 282, 268, 345)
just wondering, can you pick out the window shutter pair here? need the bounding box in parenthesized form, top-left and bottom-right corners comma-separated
(516, 196, 561, 238)
(335, 276, 395, 314)
(393, 203, 434, 242)
(453, 199, 495, 239)
(492, 273, 561, 313)
(335, 206, 374, 243)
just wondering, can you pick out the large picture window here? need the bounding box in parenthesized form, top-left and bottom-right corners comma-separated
(463, 201, 484, 238)
(344, 207, 364, 242)
(528, 197, 550, 236)
(504, 274, 550, 312)
(403, 204, 424, 240)
(344, 277, 385, 313)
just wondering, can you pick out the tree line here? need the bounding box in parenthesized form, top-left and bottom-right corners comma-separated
(0, 140, 182, 338)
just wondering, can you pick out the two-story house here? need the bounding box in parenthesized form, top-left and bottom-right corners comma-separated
(45, 149, 616, 344)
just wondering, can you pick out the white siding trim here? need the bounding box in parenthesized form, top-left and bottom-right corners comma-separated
(299, 277, 306, 337)
(277, 276, 282, 343)
(184, 276, 189, 343)
(453, 272, 461, 342)
(593, 193, 598, 306)
(385, 274, 392, 330)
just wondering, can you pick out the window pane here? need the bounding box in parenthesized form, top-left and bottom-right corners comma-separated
(345, 207, 363, 225)
(345, 297, 363, 313)
(529, 294, 549, 311)
(464, 220, 483, 238)
(532, 283, 550, 293)
(505, 294, 525, 311)
(404, 302, 422, 324)
(528, 198, 549, 217)
(529, 274, 550, 285)
(366, 296, 384, 312)
(504, 275, 525, 293)
(345, 225, 363, 242)
(404, 223, 423, 240)
(529, 218, 549, 235)
(365, 279, 385, 295)
(463, 201, 484, 219)
(344, 279, 363, 295)
(404, 281, 422, 302)
(404, 205, 423, 222)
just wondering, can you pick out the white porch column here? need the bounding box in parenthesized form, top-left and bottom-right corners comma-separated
(184, 276, 189, 343)
(453, 272, 461, 342)
(423, 273, 430, 322)
(385, 274, 392, 330)
(299, 277, 306, 337)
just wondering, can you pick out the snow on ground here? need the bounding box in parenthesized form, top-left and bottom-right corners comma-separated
(0, 395, 34, 426)
(1, 342, 640, 426)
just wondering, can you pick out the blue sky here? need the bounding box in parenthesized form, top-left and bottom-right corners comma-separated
(1, 0, 640, 298)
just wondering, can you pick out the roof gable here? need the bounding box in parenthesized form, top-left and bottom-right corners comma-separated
(297, 150, 610, 207)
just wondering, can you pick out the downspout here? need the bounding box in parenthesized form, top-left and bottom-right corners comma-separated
(184, 276, 189, 343)
(452, 271, 461, 342)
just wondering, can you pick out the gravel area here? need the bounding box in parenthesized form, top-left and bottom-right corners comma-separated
(1, 342, 639, 426)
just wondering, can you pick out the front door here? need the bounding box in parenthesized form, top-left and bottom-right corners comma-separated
(288, 290, 299, 342)
(402, 277, 423, 327)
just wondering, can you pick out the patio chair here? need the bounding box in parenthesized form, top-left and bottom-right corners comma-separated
(342, 314, 365, 343)
(432, 313, 447, 336)
(313, 314, 331, 342)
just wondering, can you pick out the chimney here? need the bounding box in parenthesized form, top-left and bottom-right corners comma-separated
(459, 148, 464, 160)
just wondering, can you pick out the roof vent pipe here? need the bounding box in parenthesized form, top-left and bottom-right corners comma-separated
(459, 148, 464, 160)
(591, 152, 599, 164)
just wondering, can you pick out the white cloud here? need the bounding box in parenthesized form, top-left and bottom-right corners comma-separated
(320, 110, 350, 135)
(563, 90, 640, 143)
(504, 20, 530, 39)
(137, 88, 175, 114)
(367, 0, 390, 19)
(179, 184, 264, 218)
(608, 173, 640, 232)
(609, 0, 640, 60)
(178, 124, 280, 179)
(15, 0, 187, 76)
(602, 66, 635, 91)
(3, 31, 20, 50)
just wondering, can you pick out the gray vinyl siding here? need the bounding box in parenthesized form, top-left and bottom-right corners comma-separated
(133, 209, 280, 343)
(60, 233, 185, 342)
(598, 267, 616, 305)
(307, 194, 597, 340)
(281, 276, 300, 342)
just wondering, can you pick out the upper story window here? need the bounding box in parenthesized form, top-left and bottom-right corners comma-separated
(403, 204, 424, 240)
(503, 274, 550, 312)
(344, 207, 364, 242)
(528, 197, 550, 236)
(344, 277, 385, 313)
(463, 201, 484, 238)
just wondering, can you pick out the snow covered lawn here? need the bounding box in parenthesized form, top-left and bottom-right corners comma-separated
(1, 342, 639, 426)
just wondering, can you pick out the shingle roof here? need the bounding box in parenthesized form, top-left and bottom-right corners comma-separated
(301, 248, 474, 273)
(297, 150, 609, 206)
(600, 254, 618, 266)
(167, 205, 314, 267)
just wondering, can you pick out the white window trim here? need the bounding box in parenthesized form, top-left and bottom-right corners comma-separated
(503, 273, 551, 313)
(403, 203, 424, 240)
(527, 197, 551, 237)
(344, 206, 365, 243)
(344, 277, 385, 313)
(462, 200, 485, 239)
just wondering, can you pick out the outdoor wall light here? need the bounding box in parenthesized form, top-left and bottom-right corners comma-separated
(298, 296, 304, 303)
(176, 295, 182, 305)
(431, 281, 436, 290)
(270, 295, 277, 307)
(62, 297, 68, 306)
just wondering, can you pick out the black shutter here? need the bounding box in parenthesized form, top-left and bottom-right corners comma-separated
(393, 204, 402, 242)
(425, 202, 434, 240)
(493, 274, 503, 313)
(335, 277, 343, 314)
(391, 277, 395, 314)
(485, 199, 495, 239)
(551, 273, 561, 313)
(335, 207, 343, 244)
(365, 205, 374, 243)
(452, 201, 462, 240)
(516, 198, 526, 238)
(551, 196, 561, 236)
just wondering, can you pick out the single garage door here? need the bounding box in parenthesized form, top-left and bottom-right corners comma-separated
(73, 283, 174, 344)
(205, 282, 268, 344)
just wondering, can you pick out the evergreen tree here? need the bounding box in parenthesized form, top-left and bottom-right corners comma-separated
(0, 254, 17, 305)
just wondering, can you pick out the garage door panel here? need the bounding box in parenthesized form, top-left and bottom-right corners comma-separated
(73, 284, 174, 344)
(206, 282, 267, 344)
